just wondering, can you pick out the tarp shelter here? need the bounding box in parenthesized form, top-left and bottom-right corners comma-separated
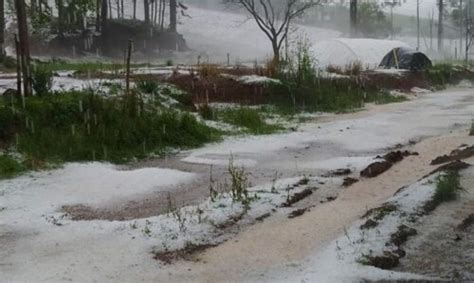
(379, 47, 432, 71)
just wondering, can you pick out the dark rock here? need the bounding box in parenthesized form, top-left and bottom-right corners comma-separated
(457, 214, 474, 231)
(390, 224, 417, 246)
(288, 208, 309, 219)
(364, 252, 400, 270)
(281, 188, 313, 207)
(360, 219, 378, 230)
(342, 177, 359, 187)
(360, 161, 393, 178)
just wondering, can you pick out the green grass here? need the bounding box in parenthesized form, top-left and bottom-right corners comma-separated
(0, 155, 25, 179)
(433, 171, 465, 204)
(0, 90, 221, 168)
(220, 107, 282, 135)
(367, 91, 408, 105)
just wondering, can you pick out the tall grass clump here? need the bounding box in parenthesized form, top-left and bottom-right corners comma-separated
(271, 38, 383, 114)
(433, 170, 465, 204)
(221, 107, 281, 135)
(0, 90, 221, 166)
(32, 64, 54, 96)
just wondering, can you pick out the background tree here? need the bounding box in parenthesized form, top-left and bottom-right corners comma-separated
(350, 0, 357, 37)
(357, 2, 390, 38)
(0, 0, 4, 59)
(226, 0, 320, 63)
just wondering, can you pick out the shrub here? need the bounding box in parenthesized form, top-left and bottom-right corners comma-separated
(433, 170, 465, 204)
(136, 79, 159, 94)
(198, 64, 220, 78)
(32, 65, 53, 96)
(0, 155, 25, 179)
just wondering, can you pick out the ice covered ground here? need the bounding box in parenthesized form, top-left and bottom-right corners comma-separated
(183, 88, 474, 171)
(2, 87, 474, 282)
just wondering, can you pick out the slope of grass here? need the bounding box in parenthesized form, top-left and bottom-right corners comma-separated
(0, 90, 221, 167)
(0, 155, 25, 180)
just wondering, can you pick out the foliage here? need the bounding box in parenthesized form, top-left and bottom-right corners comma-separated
(0, 91, 221, 167)
(136, 79, 160, 94)
(358, 2, 391, 38)
(221, 107, 281, 135)
(433, 171, 465, 204)
(32, 65, 54, 96)
(0, 155, 25, 179)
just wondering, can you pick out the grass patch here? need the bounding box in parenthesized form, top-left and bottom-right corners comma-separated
(433, 170, 465, 204)
(0, 155, 25, 179)
(0, 90, 221, 167)
(220, 107, 281, 135)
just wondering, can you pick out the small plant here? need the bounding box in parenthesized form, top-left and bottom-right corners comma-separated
(136, 79, 159, 94)
(227, 155, 254, 207)
(142, 220, 152, 237)
(32, 65, 53, 96)
(166, 59, 174, 67)
(433, 170, 465, 204)
(469, 119, 474, 136)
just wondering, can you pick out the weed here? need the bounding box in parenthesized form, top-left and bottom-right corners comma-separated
(433, 170, 465, 204)
(32, 65, 53, 96)
(221, 107, 281, 135)
(198, 64, 220, 78)
(227, 155, 253, 207)
(136, 79, 159, 94)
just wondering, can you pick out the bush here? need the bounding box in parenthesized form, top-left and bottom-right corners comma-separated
(32, 65, 53, 96)
(433, 171, 465, 204)
(0, 155, 25, 179)
(136, 79, 159, 94)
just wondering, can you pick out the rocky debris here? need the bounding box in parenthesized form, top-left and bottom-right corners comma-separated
(362, 252, 400, 270)
(288, 208, 309, 219)
(281, 188, 313, 207)
(153, 243, 216, 264)
(255, 213, 271, 222)
(342, 177, 359, 187)
(361, 203, 398, 221)
(326, 168, 352, 177)
(431, 145, 474, 165)
(428, 160, 470, 176)
(457, 214, 474, 231)
(360, 161, 393, 178)
(361, 151, 419, 178)
(390, 224, 418, 246)
(360, 218, 378, 230)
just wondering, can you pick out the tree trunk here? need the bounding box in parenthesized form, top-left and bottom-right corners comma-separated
(15, 0, 32, 96)
(15, 34, 21, 96)
(133, 0, 136, 20)
(0, 0, 5, 59)
(144, 0, 150, 24)
(350, 0, 357, 37)
(160, 0, 166, 30)
(96, 0, 100, 31)
(57, 0, 64, 35)
(272, 40, 280, 64)
(438, 0, 444, 52)
(170, 0, 177, 32)
(101, 0, 107, 36)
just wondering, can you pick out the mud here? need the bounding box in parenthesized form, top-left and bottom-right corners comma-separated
(431, 145, 474, 165)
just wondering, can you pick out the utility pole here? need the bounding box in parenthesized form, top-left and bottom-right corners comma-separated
(417, 0, 420, 50)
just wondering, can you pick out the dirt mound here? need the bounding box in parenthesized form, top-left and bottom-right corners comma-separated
(431, 145, 474, 165)
(361, 151, 418, 178)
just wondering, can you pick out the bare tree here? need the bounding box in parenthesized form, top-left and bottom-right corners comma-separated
(170, 0, 177, 32)
(228, 0, 319, 63)
(438, 0, 444, 52)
